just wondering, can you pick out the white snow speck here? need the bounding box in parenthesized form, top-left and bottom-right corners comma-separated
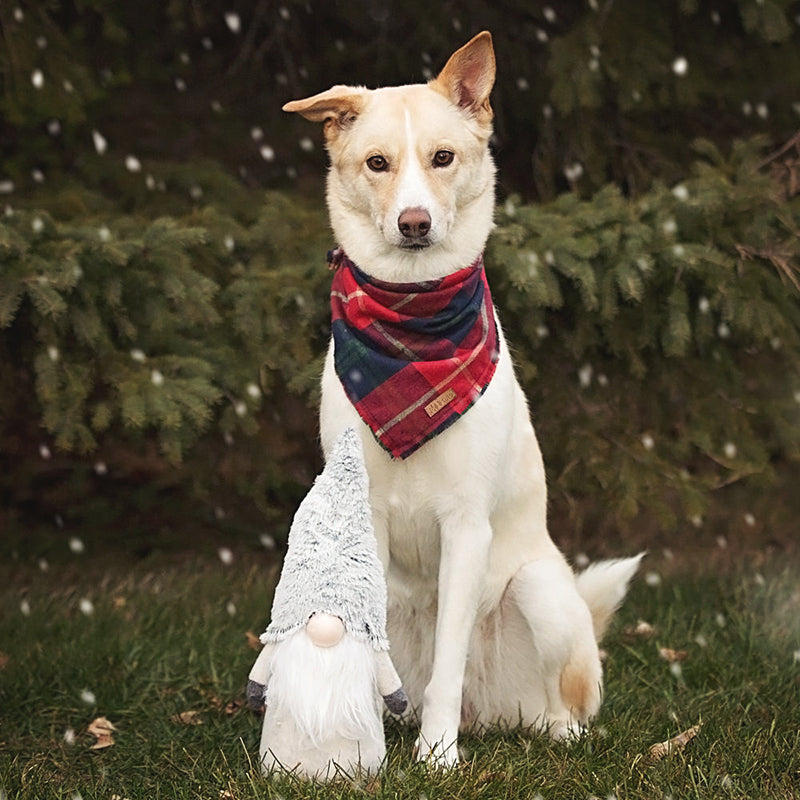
(669, 662, 683, 679)
(543, 6, 557, 22)
(744, 513, 756, 527)
(715, 612, 726, 628)
(694, 633, 708, 648)
(260, 145, 275, 162)
(690, 514, 703, 528)
(299, 137, 314, 152)
(80, 689, 96, 705)
(32, 216, 45, 233)
(756, 102, 769, 120)
(63, 79, 74, 93)
(20, 599, 31, 616)
(224, 12, 241, 33)
(69, 537, 85, 554)
(218, 547, 234, 565)
(641, 434, 655, 451)
(645, 571, 662, 587)
(125, 155, 142, 173)
(723, 441, 737, 459)
(0, 180, 14, 194)
(251, 126, 264, 141)
(574, 552, 590, 569)
(32, 169, 44, 184)
(698, 296, 710, 313)
(94, 461, 107, 476)
(794, 649, 800, 663)
(48, 345, 59, 362)
(672, 184, 689, 201)
(246, 383, 261, 399)
(536, 29, 549, 43)
(672, 56, 688, 76)
(536, 324, 550, 339)
(63, 727, 76, 745)
(279, 6, 291, 20)
(226, 601, 237, 617)
(202, 37, 213, 50)
(564, 162, 584, 182)
(39, 444, 51, 460)
(662, 217, 677, 236)
(13, 7, 24, 21)
(189, 185, 203, 200)
(151, 369, 164, 386)
(716, 535, 728, 549)
(578, 363, 593, 388)
(234, 400, 247, 417)
(259, 533, 276, 549)
(130, 348, 146, 362)
(48, 119, 61, 136)
(224, 235, 235, 252)
(36, 36, 47, 49)
(79, 598, 94, 616)
(516, 77, 529, 91)
(175, 77, 187, 92)
(717, 322, 731, 339)
(31, 70, 44, 89)
(38, 558, 49, 572)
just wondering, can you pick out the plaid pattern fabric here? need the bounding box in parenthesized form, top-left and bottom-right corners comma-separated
(329, 249, 499, 459)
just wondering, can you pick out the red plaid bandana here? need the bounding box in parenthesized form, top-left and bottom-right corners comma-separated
(329, 249, 499, 459)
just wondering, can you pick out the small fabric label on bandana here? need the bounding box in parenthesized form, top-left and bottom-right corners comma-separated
(329, 250, 499, 459)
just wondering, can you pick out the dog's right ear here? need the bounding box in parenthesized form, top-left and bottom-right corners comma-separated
(283, 86, 367, 139)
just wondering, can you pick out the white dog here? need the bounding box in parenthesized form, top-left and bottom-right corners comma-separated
(283, 31, 641, 766)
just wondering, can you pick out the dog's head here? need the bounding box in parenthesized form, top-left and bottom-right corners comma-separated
(283, 32, 497, 282)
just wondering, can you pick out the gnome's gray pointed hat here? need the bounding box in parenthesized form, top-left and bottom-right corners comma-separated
(262, 427, 389, 650)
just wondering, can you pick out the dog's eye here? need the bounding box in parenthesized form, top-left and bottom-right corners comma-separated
(433, 150, 455, 168)
(366, 155, 389, 172)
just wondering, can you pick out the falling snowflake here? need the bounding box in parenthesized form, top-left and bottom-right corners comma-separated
(63, 727, 76, 745)
(698, 296, 710, 313)
(20, 599, 31, 616)
(218, 547, 234, 565)
(259, 533, 276, 549)
(260, 145, 275, 162)
(641, 434, 655, 451)
(79, 598, 95, 616)
(69, 537, 85, 554)
(578, 363, 593, 388)
(80, 689, 96, 705)
(224, 12, 241, 33)
(0, 180, 14, 194)
(31, 70, 44, 89)
(672, 184, 689, 201)
(48, 119, 61, 136)
(299, 137, 314, 152)
(130, 348, 146, 362)
(125, 155, 142, 173)
(723, 442, 737, 459)
(672, 56, 689, 76)
(151, 370, 164, 386)
(48, 346, 59, 362)
(39, 444, 51, 460)
(744, 513, 756, 527)
(94, 462, 108, 476)
(246, 383, 261, 399)
(226, 601, 237, 617)
(645, 571, 662, 587)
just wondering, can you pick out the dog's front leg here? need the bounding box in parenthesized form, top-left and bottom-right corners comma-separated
(416, 512, 491, 767)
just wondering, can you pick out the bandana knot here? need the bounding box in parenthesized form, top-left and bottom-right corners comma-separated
(329, 250, 499, 459)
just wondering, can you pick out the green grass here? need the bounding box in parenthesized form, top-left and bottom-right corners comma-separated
(1, 547, 799, 799)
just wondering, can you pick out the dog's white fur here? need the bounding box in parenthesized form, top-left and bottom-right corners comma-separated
(284, 32, 641, 766)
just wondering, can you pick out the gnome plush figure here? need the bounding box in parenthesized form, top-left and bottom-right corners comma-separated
(247, 427, 408, 779)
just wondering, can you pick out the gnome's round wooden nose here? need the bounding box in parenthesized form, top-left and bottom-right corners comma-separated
(305, 613, 345, 647)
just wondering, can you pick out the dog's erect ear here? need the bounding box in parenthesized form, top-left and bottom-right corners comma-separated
(283, 85, 367, 139)
(430, 31, 496, 122)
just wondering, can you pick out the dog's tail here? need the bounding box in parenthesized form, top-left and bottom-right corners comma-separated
(574, 553, 645, 641)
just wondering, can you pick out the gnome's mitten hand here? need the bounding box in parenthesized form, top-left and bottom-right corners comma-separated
(247, 641, 276, 712)
(375, 651, 408, 714)
(246, 679, 266, 712)
(383, 686, 409, 714)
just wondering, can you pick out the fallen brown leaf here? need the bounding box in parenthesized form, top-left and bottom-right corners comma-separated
(245, 631, 262, 651)
(87, 716, 116, 750)
(223, 699, 245, 716)
(659, 647, 689, 663)
(171, 710, 203, 726)
(625, 620, 656, 638)
(648, 723, 701, 761)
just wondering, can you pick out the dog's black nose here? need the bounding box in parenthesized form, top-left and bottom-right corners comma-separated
(398, 207, 431, 239)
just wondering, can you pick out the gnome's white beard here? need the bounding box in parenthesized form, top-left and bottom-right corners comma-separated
(267, 630, 383, 749)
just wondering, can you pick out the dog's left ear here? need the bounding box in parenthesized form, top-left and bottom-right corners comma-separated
(430, 31, 496, 123)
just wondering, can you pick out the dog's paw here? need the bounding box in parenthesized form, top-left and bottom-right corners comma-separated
(413, 731, 460, 769)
